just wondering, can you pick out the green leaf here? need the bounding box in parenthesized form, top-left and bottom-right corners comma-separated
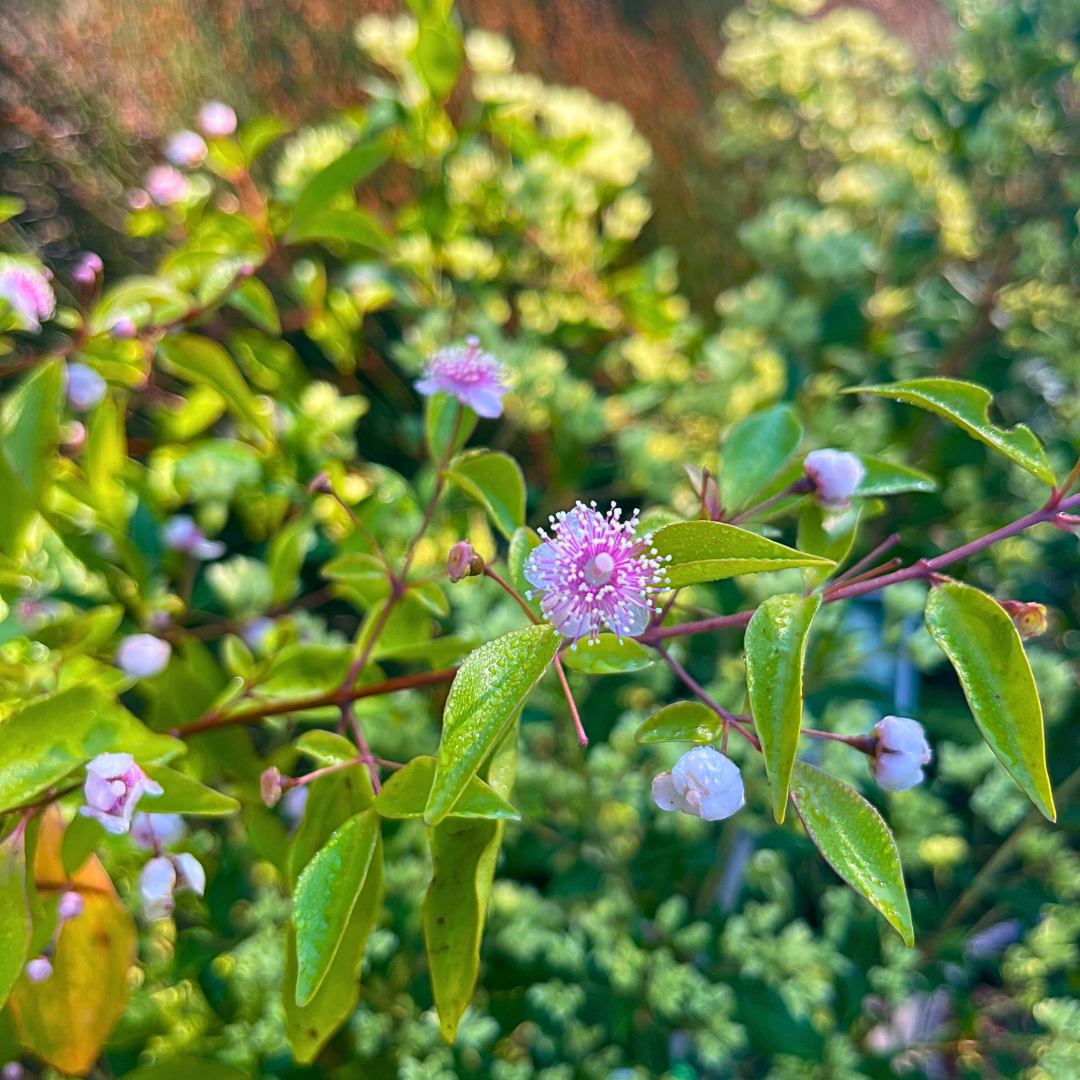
(745, 593, 821, 823)
(0, 686, 183, 814)
(411, 13, 464, 101)
(0, 197, 25, 223)
(239, 115, 292, 163)
(924, 581, 1054, 820)
(855, 455, 938, 496)
(90, 276, 192, 334)
(288, 138, 390, 239)
(294, 729, 359, 767)
(374, 756, 520, 820)
(561, 635, 654, 675)
(425, 392, 477, 463)
(140, 766, 239, 817)
(845, 379, 1054, 485)
(283, 835, 383, 1063)
(322, 552, 392, 608)
(0, 825, 31, 1009)
(409, 580, 450, 617)
(425, 625, 559, 825)
(720, 404, 802, 512)
(797, 503, 860, 585)
(508, 527, 544, 619)
(253, 643, 352, 702)
(119, 1059, 251, 1080)
(650, 520, 834, 588)
(267, 516, 313, 607)
(293, 808, 380, 1006)
(634, 701, 722, 744)
(204, 138, 246, 181)
(157, 334, 270, 437)
(445, 450, 527, 540)
(423, 817, 501, 1043)
(789, 761, 913, 947)
(83, 394, 128, 531)
(285, 208, 391, 251)
(286, 763, 374, 888)
(226, 277, 281, 335)
(60, 813, 105, 875)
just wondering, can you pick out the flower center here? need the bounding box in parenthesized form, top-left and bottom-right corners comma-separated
(584, 551, 615, 587)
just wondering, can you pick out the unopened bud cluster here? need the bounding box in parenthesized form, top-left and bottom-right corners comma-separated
(447, 540, 485, 582)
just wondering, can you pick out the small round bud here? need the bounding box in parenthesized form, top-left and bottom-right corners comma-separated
(25, 957, 53, 983)
(447, 540, 481, 583)
(61, 420, 87, 453)
(65, 362, 107, 412)
(164, 129, 208, 168)
(71, 251, 103, 286)
(57, 890, 85, 921)
(109, 316, 138, 340)
(307, 471, 332, 494)
(197, 101, 238, 137)
(872, 715, 932, 792)
(144, 165, 189, 206)
(260, 767, 284, 808)
(115, 634, 172, 679)
(998, 600, 1048, 639)
(653, 746, 745, 821)
(803, 449, 866, 510)
(2, 1061, 27, 1079)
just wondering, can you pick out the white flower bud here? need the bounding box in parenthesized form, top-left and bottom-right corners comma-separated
(652, 746, 745, 821)
(803, 449, 866, 509)
(197, 101, 237, 137)
(872, 715, 932, 792)
(164, 129, 207, 168)
(25, 957, 53, 983)
(140, 856, 177, 920)
(114, 634, 172, 679)
(65, 363, 107, 412)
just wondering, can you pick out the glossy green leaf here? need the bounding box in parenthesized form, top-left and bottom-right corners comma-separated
(286, 763, 374, 887)
(445, 450, 527, 540)
(0, 686, 183, 814)
(720, 404, 802, 512)
(60, 813, 105, 875)
(253, 643, 353, 701)
(409, 580, 450, 617)
(0, 825, 31, 1009)
(650, 520, 834, 588)
(411, 13, 464, 101)
(425, 625, 559, 825)
(845, 379, 1054, 484)
(855, 455, 938, 496)
(374, 756, 520, 820)
(239, 115, 292, 163)
(508, 526, 544, 619)
(789, 761, 913, 947)
(322, 552, 392, 609)
(561, 634, 654, 674)
(83, 391, 129, 532)
(140, 765, 240, 816)
(294, 729, 359, 767)
(746, 593, 821, 823)
(425, 392, 477, 464)
(925, 581, 1054, 820)
(284, 834, 383, 1064)
(285, 208, 391, 251)
(89, 276, 192, 334)
(157, 334, 270, 436)
(423, 817, 501, 1043)
(288, 137, 390, 239)
(204, 137, 246, 181)
(797, 503, 860, 585)
(634, 701, 722, 744)
(293, 808, 380, 1006)
(267, 516, 313, 607)
(226, 277, 281, 334)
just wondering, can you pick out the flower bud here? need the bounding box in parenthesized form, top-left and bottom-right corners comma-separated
(684, 463, 720, 520)
(447, 540, 484, 582)
(61, 421, 87, 453)
(307, 471, 333, 494)
(144, 165, 189, 206)
(652, 746, 745, 821)
(115, 634, 172, 679)
(242, 616, 276, 654)
(65, 362, 107, 412)
(161, 514, 226, 560)
(173, 852, 206, 897)
(25, 957, 52, 983)
(81, 752, 164, 835)
(871, 715, 932, 792)
(109, 315, 138, 340)
(197, 101, 238, 137)
(57, 890, 85, 921)
(131, 812, 187, 851)
(803, 449, 866, 510)
(998, 599, 1048, 639)
(71, 251, 103, 286)
(164, 129, 208, 168)
(260, 767, 284, 808)
(140, 851, 206, 920)
(2, 1061, 27, 1079)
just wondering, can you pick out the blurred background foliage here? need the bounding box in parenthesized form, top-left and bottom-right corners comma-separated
(2, 0, 1080, 1078)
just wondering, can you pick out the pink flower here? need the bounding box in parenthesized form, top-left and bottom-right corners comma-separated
(652, 746, 745, 821)
(131, 812, 187, 851)
(524, 502, 667, 642)
(803, 449, 866, 510)
(140, 852, 205, 920)
(415, 337, 510, 418)
(57, 891, 85, 921)
(197, 101, 237, 137)
(65, 363, 107, 412)
(115, 634, 172, 679)
(81, 752, 163, 835)
(0, 261, 55, 333)
(164, 129, 207, 168)
(144, 165, 189, 206)
(447, 539, 483, 582)
(161, 515, 225, 560)
(872, 715, 932, 792)
(24, 957, 52, 983)
(109, 315, 138, 339)
(71, 251, 103, 286)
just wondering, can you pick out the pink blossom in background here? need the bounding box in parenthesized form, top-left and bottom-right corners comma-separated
(0, 261, 55, 333)
(198, 101, 237, 137)
(414, 337, 510, 418)
(81, 752, 163, 834)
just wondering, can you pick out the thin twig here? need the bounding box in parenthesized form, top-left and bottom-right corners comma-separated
(553, 654, 588, 746)
(829, 532, 902, 587)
